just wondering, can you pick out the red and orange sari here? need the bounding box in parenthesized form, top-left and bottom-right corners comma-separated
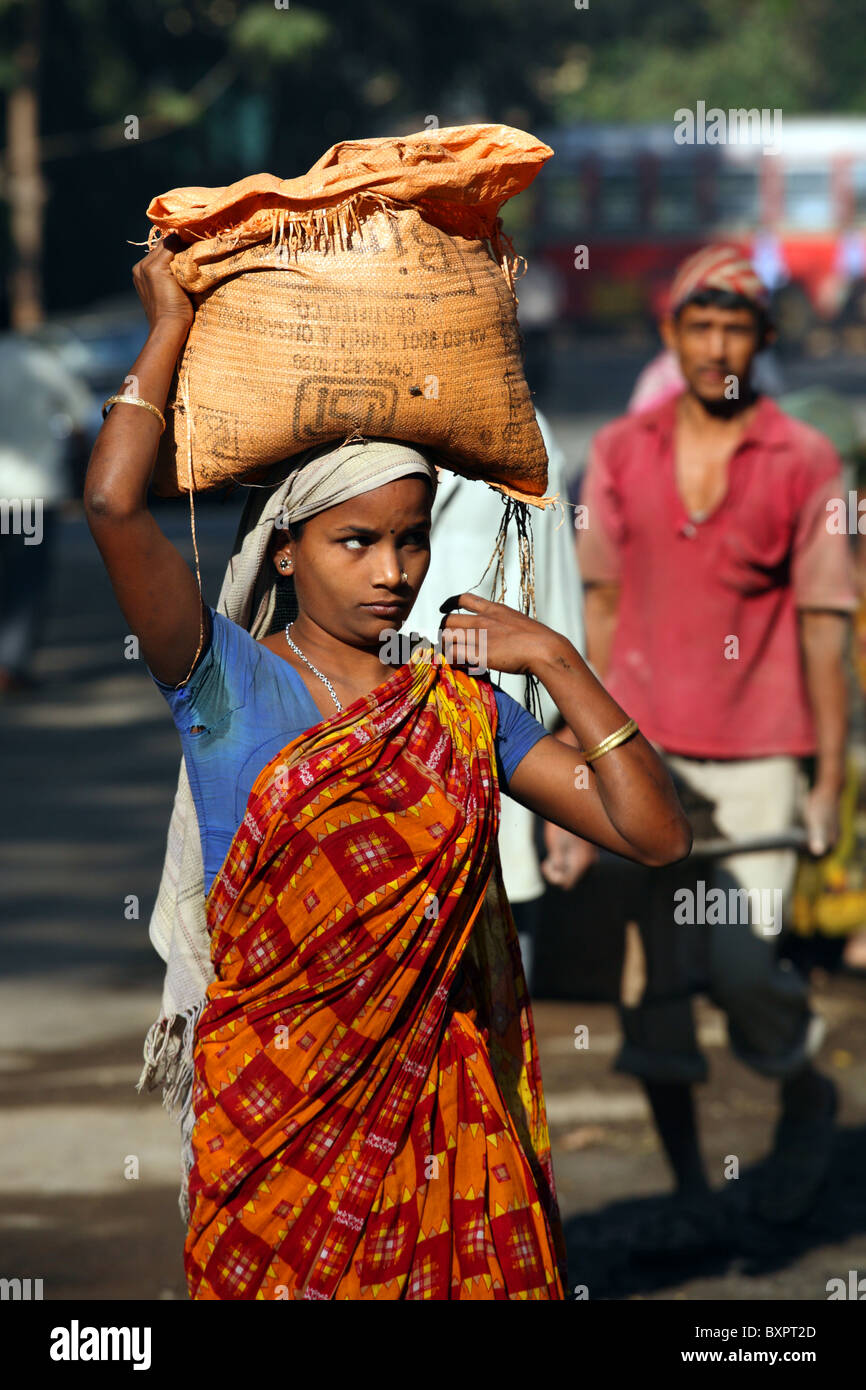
(184, 645, 567, 1299)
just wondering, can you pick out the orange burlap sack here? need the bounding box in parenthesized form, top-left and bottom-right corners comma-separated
(146, 124, 555, 507)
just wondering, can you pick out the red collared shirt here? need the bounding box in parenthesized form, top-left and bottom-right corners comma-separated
(577, 392, 858, 759)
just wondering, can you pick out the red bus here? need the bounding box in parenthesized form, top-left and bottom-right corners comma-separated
(517, 118, 866, 352)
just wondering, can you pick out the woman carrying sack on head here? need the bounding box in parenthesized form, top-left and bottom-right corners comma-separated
(85, 239, 691, 1301)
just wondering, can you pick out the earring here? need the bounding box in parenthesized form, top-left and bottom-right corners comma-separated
(279, 558, 292, 572)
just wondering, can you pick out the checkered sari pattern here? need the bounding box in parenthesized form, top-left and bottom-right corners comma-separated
(183, 650, 566, 1299)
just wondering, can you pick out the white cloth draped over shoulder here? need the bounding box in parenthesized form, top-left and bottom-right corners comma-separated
(408, 411, 585, 902)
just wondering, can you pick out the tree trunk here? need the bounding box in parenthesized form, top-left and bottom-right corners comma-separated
(6, 0, 45, 330)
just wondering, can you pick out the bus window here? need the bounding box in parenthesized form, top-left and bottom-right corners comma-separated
(544, 171, 587, 238)
(654, 165, 702, 232)
(598, 167, 640, 232)
(783, 168, 832, 229)
(714, 166, 760, 228)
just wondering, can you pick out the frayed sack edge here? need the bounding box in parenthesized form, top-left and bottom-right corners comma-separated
(137, 1001, 207, 1226)
(146, 190, 527, 300)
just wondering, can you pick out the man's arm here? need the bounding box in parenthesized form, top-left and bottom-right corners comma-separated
(540, 442, 625, 887)
(575, 430, 624, 684)
(540, 568, 624, 889)
(799, 610, 850, 855)
(789, 454, 859, 856)
(583, 580, 621, 681)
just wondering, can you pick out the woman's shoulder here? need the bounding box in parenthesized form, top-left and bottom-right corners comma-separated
(210, 608, 254, 646)
(210, 611, 307, 700)
(221, 613, 321, 719)
(447, 664, 528, 730)
(150, 607, 318, 739)
(207, 609, 285, 673)
(447, 668, 549, 787)
(468, 669, 549, 738)
(148, 607, 264, 722)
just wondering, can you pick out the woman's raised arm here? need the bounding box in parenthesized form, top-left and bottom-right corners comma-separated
(440, 592, 693, 868)
(84, 239, 208, 688)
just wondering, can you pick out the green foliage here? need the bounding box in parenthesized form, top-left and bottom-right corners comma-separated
(3, 0, 866, 322)
(6, 0, 866, 134)
(229, 6, 332, 66)
(85, 50, 138, 120)
(530, 0, 866, 120)
(148, 85, 203, 126)
(561, 29, 814, 121)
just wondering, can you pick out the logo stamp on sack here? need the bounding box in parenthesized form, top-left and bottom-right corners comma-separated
(294, 376, 399, 437)
(193, 405, 241, 462)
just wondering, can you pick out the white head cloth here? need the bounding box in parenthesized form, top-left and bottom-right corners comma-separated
(278, 436, 438, 526)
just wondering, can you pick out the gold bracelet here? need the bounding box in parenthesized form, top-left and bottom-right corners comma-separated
(102, 394, 166, 433)
(583, 717, 639, 764)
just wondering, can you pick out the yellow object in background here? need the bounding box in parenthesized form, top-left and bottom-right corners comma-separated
(792, 755, 866, 935)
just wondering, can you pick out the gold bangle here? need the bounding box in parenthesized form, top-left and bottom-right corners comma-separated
(583, 717, 639, 764)
(102, 394, 166, 433)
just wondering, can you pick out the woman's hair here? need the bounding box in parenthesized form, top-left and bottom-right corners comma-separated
(266, 517, 299, 633)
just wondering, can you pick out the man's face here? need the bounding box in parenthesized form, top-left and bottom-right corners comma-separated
(661, 301, 765, 405)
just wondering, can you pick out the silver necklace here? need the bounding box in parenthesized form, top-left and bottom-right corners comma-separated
(285, 622, 343, 712)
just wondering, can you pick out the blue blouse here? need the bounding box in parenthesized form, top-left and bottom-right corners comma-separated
(149, 607, 550, 895)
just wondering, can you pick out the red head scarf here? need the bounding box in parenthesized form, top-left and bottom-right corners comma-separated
(668, 244, 771, 316)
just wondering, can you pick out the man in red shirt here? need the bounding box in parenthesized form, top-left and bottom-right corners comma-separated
(576, 245, 858, 1224)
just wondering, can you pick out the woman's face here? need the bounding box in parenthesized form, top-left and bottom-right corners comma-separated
(274, 475, 433, 646)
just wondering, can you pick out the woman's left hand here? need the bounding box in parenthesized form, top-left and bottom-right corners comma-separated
(438, 591, 563, 676)
(440, 594, 693, 868)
